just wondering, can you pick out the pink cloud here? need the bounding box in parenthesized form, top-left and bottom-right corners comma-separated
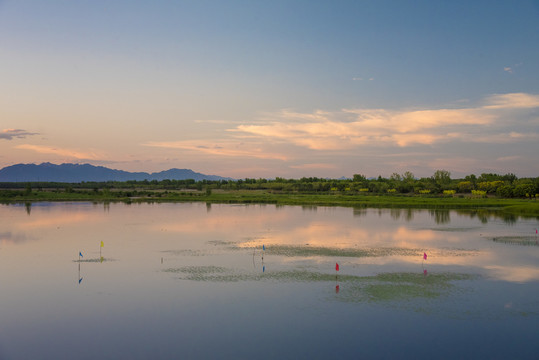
(15, 144, 104, 160)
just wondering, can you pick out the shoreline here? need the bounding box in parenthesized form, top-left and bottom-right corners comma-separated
(2, 190, 538, 217)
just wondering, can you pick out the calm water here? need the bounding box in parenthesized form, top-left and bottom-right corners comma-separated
(0, 202, 538, 359)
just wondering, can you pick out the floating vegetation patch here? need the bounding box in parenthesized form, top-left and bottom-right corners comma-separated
(437, 248, 479, 257)
(214, 241, 478, 260)
(73, 257, 113, 263)
(431, 227, 481, 232)
(164, 265, 228, 275)
(207, 240, 235, 246)
(162, 249, 208, 256)
(254, 245, 421, 258)
(162, 266, 507, 315)
(490, 236, 539, 247)
(163, 266, 230, 281)
(360, 272, 475, 301)
(164, 266, 357, 283)
(163, 266, 474, 303)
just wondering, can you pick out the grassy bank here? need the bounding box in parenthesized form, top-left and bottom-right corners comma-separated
(1, 188, 538, 217)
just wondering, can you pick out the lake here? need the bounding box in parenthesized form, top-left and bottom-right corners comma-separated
(0, 202, 538, 359)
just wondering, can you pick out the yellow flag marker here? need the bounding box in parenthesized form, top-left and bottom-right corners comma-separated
(101, 241, 104, 247)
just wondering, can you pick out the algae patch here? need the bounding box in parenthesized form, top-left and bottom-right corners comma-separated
(490, 236, 539, 246)
(246, 245, 420, 258)
(163, 265, 475, 304)
(73, 257, 113, 263)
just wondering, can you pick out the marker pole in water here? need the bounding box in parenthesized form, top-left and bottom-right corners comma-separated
(335, 262, 340, 291)
(78, 262, 81, 284)
(78, 253, 83, 284)
(262, 244, 265, 260)
(100, 241, 104, 258)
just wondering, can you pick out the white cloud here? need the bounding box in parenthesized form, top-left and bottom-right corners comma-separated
(482, 93, 539, 109)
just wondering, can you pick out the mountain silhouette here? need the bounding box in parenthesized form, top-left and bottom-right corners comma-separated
(0, 163, 232, 182)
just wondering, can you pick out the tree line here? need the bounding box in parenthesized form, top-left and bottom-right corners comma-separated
(1, 170, 538, 199)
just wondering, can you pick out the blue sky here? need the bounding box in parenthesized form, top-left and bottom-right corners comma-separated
(1, 0, 538, 178)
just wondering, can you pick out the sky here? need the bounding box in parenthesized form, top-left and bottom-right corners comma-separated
(1, 0, 538, 179)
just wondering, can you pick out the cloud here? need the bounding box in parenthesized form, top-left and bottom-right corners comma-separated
(232, 93, 538, 150)
(289, 163, 337, 170)
(143, 140, 289, 161)
(496, 155, 521, 162)
(143, 92, 538, 177)
(503, 63, 523, 75)
(235, 108, 493, 149)
(1, 129, 38, 140)
(15, 144, 104, 160)
(482, 93, 539, 109)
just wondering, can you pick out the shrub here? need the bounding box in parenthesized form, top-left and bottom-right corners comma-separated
(471, 190, 487, 198)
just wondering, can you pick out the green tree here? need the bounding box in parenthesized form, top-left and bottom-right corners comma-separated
(496, 185, 513, 198)
(513, 183, 535, 198)
(433, 170, 451, 185)
(402, 171, 415, 182)
(390, 173, 402, 182)
(353, 174, 366, 182)
(433, 170, 451, 192)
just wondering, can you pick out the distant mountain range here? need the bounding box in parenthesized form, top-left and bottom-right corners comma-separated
(0, 163, 233, 182)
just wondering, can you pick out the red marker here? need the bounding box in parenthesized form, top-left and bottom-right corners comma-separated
(335, 263, 339, 271)
(423, 252, 427, 260)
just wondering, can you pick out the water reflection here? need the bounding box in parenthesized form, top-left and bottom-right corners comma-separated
(78, 262, 83, 284)
(349, 205, 533, 224)
(430, 209, 450, 224)
(388, 208, 415, 222)
(0, 231, 28, 244)
(0, 202, 538, 360)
